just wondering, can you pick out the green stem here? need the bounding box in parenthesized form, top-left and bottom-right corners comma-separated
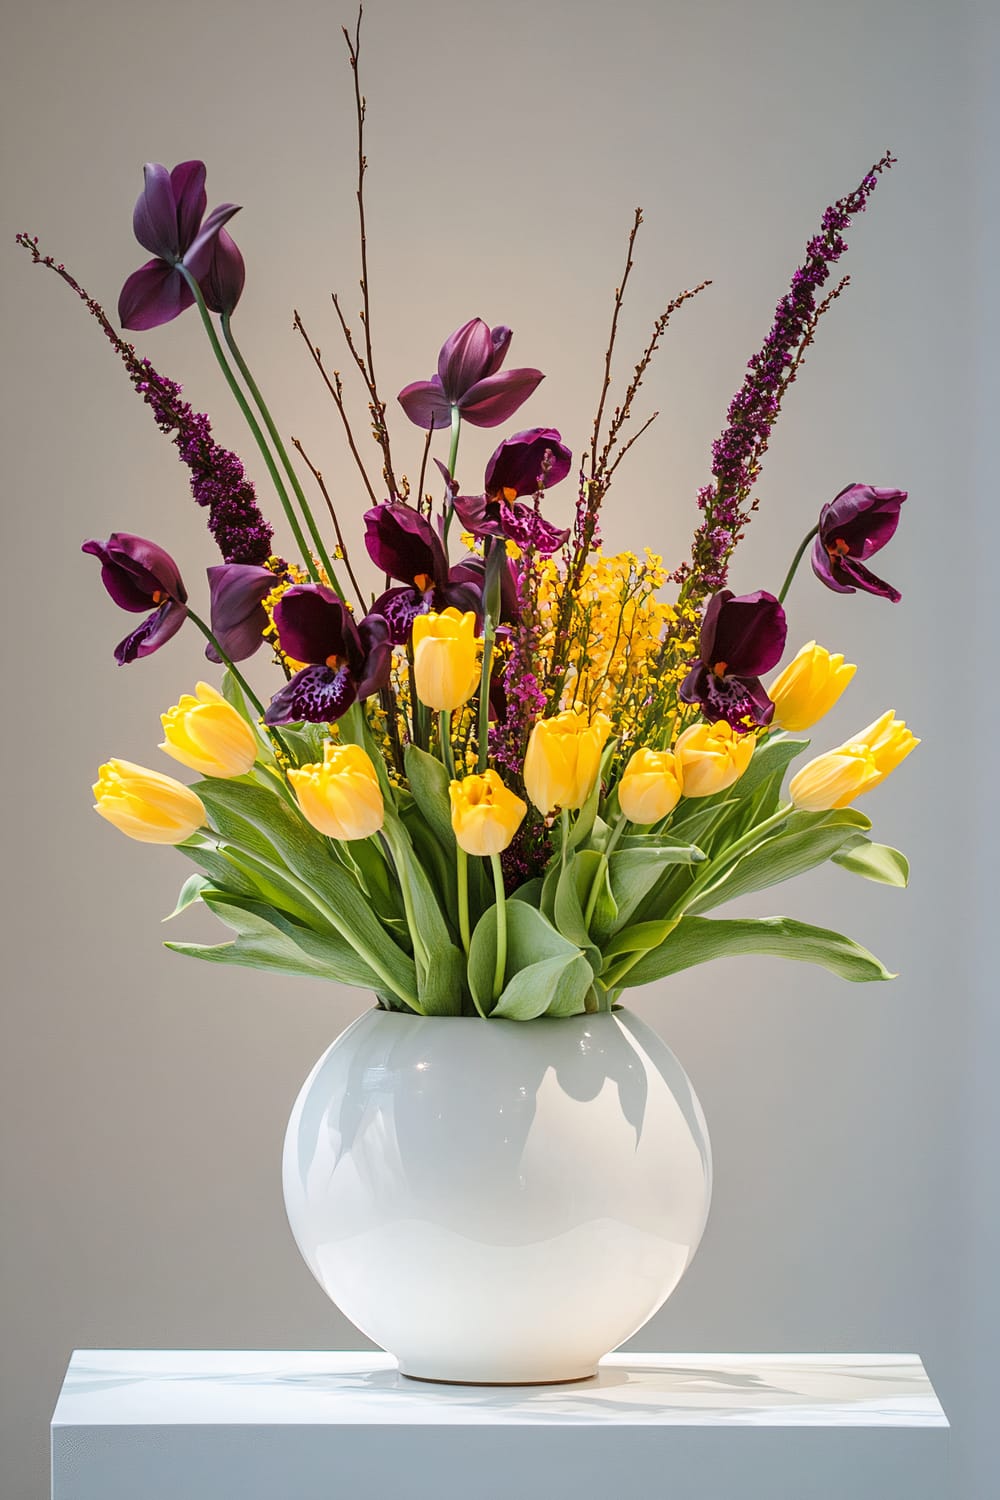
(448, 404, 462, 477)
(183, 606, 291, 763)
(176, 267, 319, 581)
(457, 846, 471, 955)
(671, 803, 793, 917)
(490, 852, 507, 1002)
(777, 524, 820, 605)
(476, 613, 496, 774)
(582, 812, 628, 929)
(439, 710, 456, 779)
(390, 836, 430, 976)
(222, 314, 345, 599)
(560, 806, 571, 873)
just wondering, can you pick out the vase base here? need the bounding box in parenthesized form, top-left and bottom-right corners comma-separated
(399, 1366, 599, 1388)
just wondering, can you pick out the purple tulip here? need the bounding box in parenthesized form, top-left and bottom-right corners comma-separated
(82, 531, 188, 664)
(200, 227, 246, 317)
(812, 484, 907, 602)
(264, 586, 392, 725)
(679, 589, 787, 728)
(364, 503, 482, 644)
(451, 428, 572, 555)
(118, 161, 241, 332)
(206, 564, 274, 663)
(397, 318, 543, 430)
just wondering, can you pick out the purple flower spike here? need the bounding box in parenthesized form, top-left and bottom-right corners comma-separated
(451, 428, 572, 556)
(206, 563, 274, 662)
(82, 531, 188, 664)
(679, 588, 787, 728)
(397, 317, 543, 430)
(812, 483, 907, 601)
(364, 502, 482, 644)
(118, 160, 241, 332)
(264, 586, 391, 725)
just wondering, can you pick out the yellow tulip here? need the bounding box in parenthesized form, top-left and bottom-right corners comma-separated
(618, 747, 683, 824)
(789, 710, 918, 811)
(288, 742, 384, 841)
(159, 681, 258, 778)
(673, 720, 755, 798)
(93, 759, 206, 844)
(523, 710, 612, 814)
(449, 770, 527, 856)
(767, 641, 856, 732)
(412, 608, 482, 712)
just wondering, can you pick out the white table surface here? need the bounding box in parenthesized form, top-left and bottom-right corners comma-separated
(51, 1350, 949, 1499)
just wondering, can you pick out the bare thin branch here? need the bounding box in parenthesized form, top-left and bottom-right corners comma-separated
(293, 310, 379, 504)
(290, 435, 369, 610)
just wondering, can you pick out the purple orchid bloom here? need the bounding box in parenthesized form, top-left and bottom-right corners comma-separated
(679, 589, 787, 729)
(82, 531, 188, 664)
(812, 484, 907, 602)
(264, 586, 392, 725)
(206, 564, 275, 662)
(118, 161, 241, 332)
(397, 318, 543, 430)
(364, 503, 482, 644)
(451, 428, 572, 555)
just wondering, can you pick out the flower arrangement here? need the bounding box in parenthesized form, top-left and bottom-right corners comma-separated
(18, 19, 916, 1023)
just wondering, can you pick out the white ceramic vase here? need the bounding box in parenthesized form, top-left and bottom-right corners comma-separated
(282, 1007, 711, 1384)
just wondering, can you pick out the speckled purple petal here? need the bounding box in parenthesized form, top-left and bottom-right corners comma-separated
(484, 428, 572, 498)
(370, 585, 431, 646)
(118, 259, 194, 331)
(397, 377, 452, 431)
(678, 660, 774, 729)
(114, 599, 187, 664)
(264, 663, 357, 725)
(458, 368, 544, 428)
(498, 501, 569, 555)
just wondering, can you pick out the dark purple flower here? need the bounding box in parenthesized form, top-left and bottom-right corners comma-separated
(264, 586, 391, 725)
(679, 589, 787, 728)
(364, 503, 482, 644)
(201, 227, 245, 317)
(206, 564, 275, 663)
(812, 483, 907, 602)
(397, 318, 543, 430)
(451, 428, 572, 555)
(118, 161, 240, 332)
(82, 531, 188, 664)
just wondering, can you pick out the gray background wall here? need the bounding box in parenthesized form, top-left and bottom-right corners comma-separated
(1, 0, 994, 1494)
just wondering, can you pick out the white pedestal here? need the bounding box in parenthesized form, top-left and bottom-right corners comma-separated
(51, 1350, 949, 1500)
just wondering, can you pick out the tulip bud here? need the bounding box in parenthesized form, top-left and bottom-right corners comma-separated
(673, 720, 755, 799)
(523, 710, 612, 814)
(789, 710, 918, 812)
(412, 608, 482, 712)
(449, 770, 527, 856)
(288, 742, 384, 841)
(767, 641, 856, 732)
(618, 748, 683, 825)
(159, 681, 258, 778)
(93, 759, 206, 844)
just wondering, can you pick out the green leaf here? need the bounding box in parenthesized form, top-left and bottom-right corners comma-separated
(491, 952, 593, 1020)
(168, 893, 385, 988)
(607, 845, 703, 930)
(404, 743, 456, 853)
(163, 873, 213, 921)
(567, 738, 618, 852)
(684, 807, 871, 915)
(602, 917, 680, 962)
(553, 853, 605, 972)
(195, 780, 418, 1006)
(619, 914, 896, 987)
(468, 900, 583, 1017)
(832, 835, 910, 887)
(384, 813, 465, 1015)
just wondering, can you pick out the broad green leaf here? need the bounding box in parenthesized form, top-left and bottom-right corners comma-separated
(509, 877, 544, 906)
(607, 846, 703, 932)
(602, 917, 680, 962)
(492, 952, 593, 1020)
(417, 940, 468, 1017)
(831, 835, 909, 886)
(553, 853, 605, 972)
(163, 873, 213, 921)
(619, 914, 895, 987)
(404, 743, 457, 853)
(384, 813, 464, 1015)
(684, 807, 871, 916)
(212, 845, 331, 928)
(468, 900, 582, 1017)
(195, 780, 418, 1006)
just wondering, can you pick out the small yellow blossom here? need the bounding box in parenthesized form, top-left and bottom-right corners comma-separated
(159, 682, 258, 778)
(524, 709, 612, 813)
(768, 641, 856, 732)
(674, 720, 755, 798)
(450, 770, 527, 856)
(619, 747, 683, 824)
(289, 742, 384, 841)
(93, 760, 206, 844)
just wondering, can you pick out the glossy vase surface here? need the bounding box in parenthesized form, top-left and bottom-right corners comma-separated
(282, 1007, 712, 1384)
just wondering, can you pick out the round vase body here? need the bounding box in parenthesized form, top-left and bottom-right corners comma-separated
(283, 1008, 711, 1384)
